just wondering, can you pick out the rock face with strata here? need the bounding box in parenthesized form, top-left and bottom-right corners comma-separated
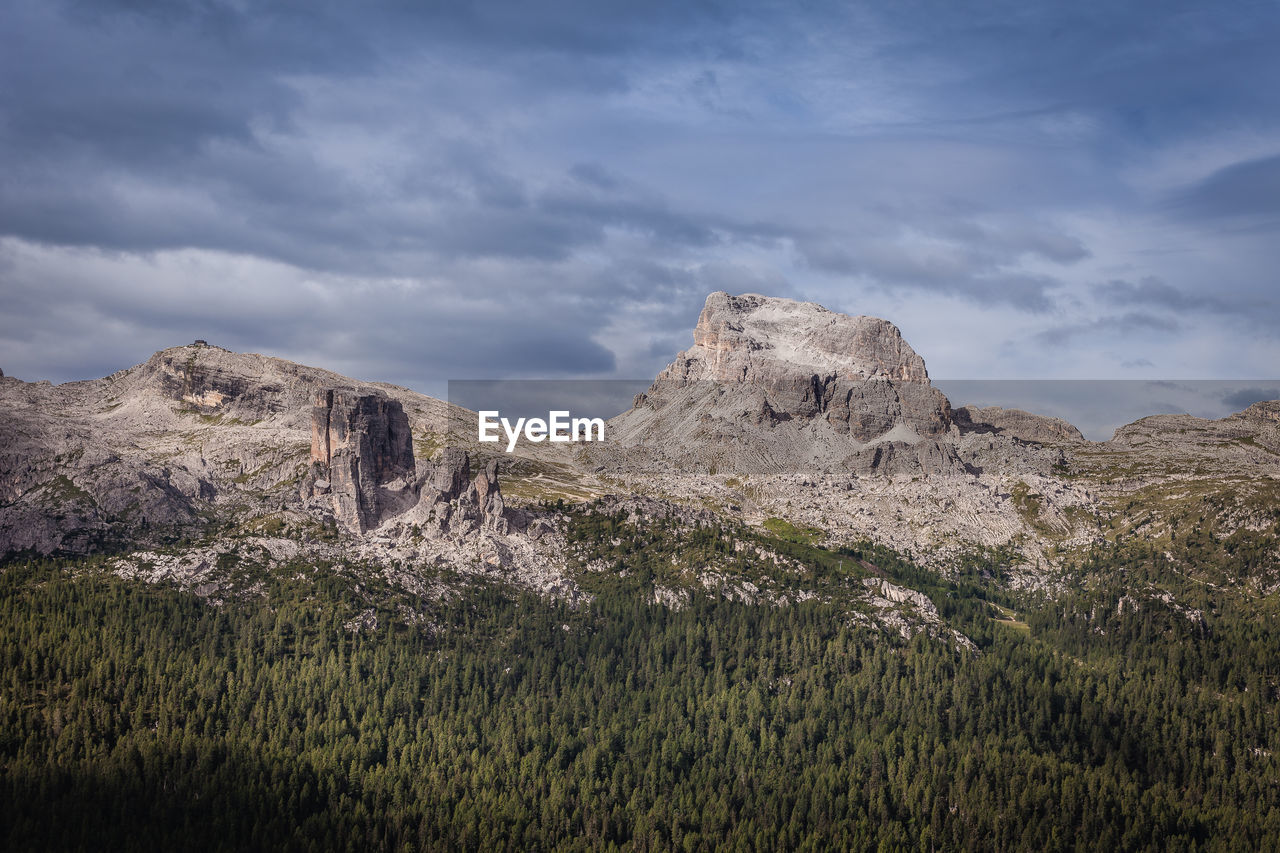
(306, 390, 416, 532)
(661, 292, 931, 385)
(4, 308, 1277, 612)
(390, 447, 512, 536)
(656, 292, 950, 439)
(600, 292, 954, 475)
(845, 438, 968, 478)
(0, 342, 473, 557)
(474, 460, 506, 527)
(428, 447, 473, 499)
(954, 405, 1085, 444)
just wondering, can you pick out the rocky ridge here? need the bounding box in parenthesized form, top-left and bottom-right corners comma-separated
(0, 342, 577, 599)
(2, 296, 1278, 638)
(954, 405, 1086, 444)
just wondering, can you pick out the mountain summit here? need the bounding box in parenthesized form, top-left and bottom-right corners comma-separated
(0, 342, 516, 557)
(659, 292, 932, 385)
(602, 292, 955, 474)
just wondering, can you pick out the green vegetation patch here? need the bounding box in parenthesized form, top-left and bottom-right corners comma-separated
(762, 516, 823, 545)
(1010, 480, 1056, 536)
(40, 475, 95, 506)
(413, 431, 443, 460)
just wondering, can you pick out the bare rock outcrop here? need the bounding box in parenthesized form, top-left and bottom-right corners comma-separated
(393, 448, 511, 535)
(0, 343, 464, 557)
(954, 405, 1085, 444)
(653, 292, 950, 440)
(598, 292, 954, 475)
(661, 291, 931, 385)
(5, 326, 1277, 607)
(305, 390, 415, 532)
(845, 438, 967, 478)
(428, 447, 473, 499)
(474, 459, 506, 527)
(1241, 399, 1280, 419)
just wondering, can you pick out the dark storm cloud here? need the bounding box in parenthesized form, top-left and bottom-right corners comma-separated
(797, 230, 1071, 313)
(0, 240, 623, 387)
(1089, 277, 1278, 341)
(0, 0, 758, 265)
(1092, 277, 1268, 316)
(869, 0, 1280, 141)
(0, 0, 789, 277)
(0, 0, 1278, 386)
(62, 0, 743, 66)
(1222, 386, 1280, 410)
(1170, 154, 1280, 224)
(0, 0, 1100, 275)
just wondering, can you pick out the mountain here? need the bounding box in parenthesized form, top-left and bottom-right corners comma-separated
(2, 292, 1279, 612)
(0, 342, 585, 600)
(6, 294, 1280, 850)
(599, 292, 958, 476)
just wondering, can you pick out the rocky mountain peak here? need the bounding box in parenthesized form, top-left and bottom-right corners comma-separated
(602, 292, 955, 475)
(121, 344, 373, 428)
(659, 292, 931, 385)
(305, 389, 416, 533)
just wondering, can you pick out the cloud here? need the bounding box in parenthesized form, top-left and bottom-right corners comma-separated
(1170, 153, 1280, 225)
(1089, 276, 1276, 339)
(789, 205, 1093, 313)
(568, 162, 621, 191)
(1221, 386, 1280, 410)
(0, 0, 1277, 387)
(1092, 276, 1265, 314)
(0, 240, 621, 387)
(1034, 313, 1179, 347)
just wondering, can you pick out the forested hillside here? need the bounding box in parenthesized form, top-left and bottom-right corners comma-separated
(3, 524, 1279, 851)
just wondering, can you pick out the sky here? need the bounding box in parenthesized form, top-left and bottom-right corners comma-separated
(2, 0, 1278, 412)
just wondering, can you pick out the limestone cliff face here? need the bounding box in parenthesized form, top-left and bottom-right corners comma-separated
(397, 447, 509, 535)
(1235, 400, 1280, 429)
(473, 459, 505, 525)
(4, 332, 1279, 595)
(663, 292, 931, 385)
(0, 343, 465, 556)
(603, 292, 955, 474)
(646, 292, 951, 444)
(428, 447, 473, 498)
(0, 335, 527, 557)
(307, 390, 415, 532)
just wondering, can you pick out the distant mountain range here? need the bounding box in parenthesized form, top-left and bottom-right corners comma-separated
(2, 291, 1278, 632)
